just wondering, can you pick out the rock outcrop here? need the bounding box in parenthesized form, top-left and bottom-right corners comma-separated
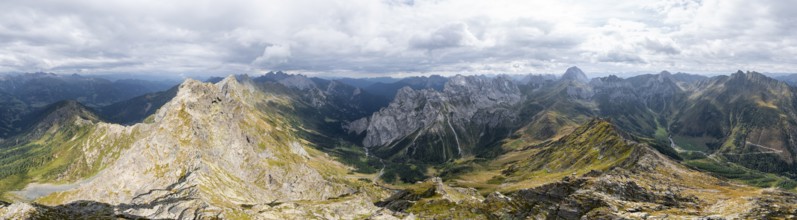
(349, 75, 522, 162)
(5, 69, 797, 219)
(561, 66, 589, 83)
(380, 119, 797, 219)
(2, 76, 386, 219)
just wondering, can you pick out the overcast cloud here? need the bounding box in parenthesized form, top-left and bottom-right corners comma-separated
(1, 0, 795, 77)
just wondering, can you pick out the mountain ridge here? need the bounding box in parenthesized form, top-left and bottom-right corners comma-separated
(1, 76, 390, 219)
(3, 69, 797, 218)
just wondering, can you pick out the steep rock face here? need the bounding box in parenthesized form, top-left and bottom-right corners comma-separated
(588, 73, 689, 136)
(278, 75, 318, 90)
(355, 86, 449, 148)
(514, 69, 700, 145)
(625, 71, 689, 114)
(561, 66, 589, 83)
(513, 67, 597, 143)
(350, 75, 521, 162)
(553, 66, 594, 100)
(672, 71, 797, 175)
(590, 75, 644, 115)
(507, 69, 797, 190)
(25, 76, 364, 219)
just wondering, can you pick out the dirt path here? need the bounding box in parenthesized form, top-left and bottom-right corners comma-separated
(720, 142, 783, 156)
(745, 141, 783, 153)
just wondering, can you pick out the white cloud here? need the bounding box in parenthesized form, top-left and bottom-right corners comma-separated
(253, 44, 292, 67)
(410, 23, 482, 50)
(0, 0, 795, 77)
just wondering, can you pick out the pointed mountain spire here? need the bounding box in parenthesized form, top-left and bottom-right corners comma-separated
(562, 66, 589, 83)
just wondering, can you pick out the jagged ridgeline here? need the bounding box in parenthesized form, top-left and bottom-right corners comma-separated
(3, 68, 797, 219)
(375, 119, 797, 219)
(0, 76, 391, 219)
(347, 75, 522, 163)
(349, 67, 797, 188)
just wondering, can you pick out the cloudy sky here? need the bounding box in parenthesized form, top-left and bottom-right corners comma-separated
(1, 0, 795, 77)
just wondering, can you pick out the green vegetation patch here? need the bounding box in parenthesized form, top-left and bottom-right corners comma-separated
(685, 158, 797, 190)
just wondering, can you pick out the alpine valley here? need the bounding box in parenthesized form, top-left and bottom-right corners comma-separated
(2, 67, 797, 219)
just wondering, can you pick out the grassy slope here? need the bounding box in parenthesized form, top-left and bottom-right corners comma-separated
(0, 116, 139, 199)
(403, 118, 791, 218)
(443, 119, 635, 193)
(447, 118, 796, 196)
(27, 78, 390, 219)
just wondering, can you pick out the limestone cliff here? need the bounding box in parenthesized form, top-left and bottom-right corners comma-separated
(348, 75, 522, 162)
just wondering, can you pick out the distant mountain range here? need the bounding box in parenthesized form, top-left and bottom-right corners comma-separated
(2, 68, 797, 218)
(348, 67, 797, 185)
(0, 73, 177, 138)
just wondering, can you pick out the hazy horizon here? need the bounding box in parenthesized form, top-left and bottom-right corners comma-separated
(3, 67, 795, 82)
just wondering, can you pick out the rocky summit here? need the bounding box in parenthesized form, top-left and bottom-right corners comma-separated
(0, 76, 390, 219)
(2, 68, 797, 219)
(4, 0, 797, 218)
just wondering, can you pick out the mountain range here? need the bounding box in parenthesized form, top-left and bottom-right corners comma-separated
(2, 68, 797, 219)
(0, 73, 176, 138)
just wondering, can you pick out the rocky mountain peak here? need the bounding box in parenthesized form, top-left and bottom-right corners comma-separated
(351, 74, 522, 162)
(217, 74, 258, 101)
(444, 75, 518, 95)
(30, 100, 99, 135)
(589, 75, 630, 92)
(658, 70, 672, 80)
(278, 75, 316, 90)
(726, 70, 785, 89)
(446, 74, 470, 86)
(562, 66, 589, 82)
(599, 75, 624, 83)
(741, 71, 768, 80)
(27, 76, 356, 218)
(735, 70, 746, 75)
(46, 100, 95, 118)
(262, 71, 291, 81)
(513, 118, 642, 176)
